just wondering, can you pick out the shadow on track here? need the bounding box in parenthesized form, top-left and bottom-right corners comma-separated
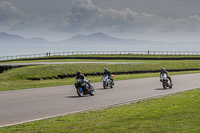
(66, 96, 80, 98)
(154, 88, 165, 90)
(96, 88, 113, 90)
(154, 88, 172, 90)
(66, 95, 91, 98)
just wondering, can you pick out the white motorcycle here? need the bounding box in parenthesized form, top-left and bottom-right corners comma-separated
(160, 73, 172, 89)
(102, 74, 114, 89)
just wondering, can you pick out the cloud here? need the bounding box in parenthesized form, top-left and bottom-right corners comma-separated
(60, 0, 159, 33)
(62, 0, 200, 34)
(1, 0, 200, 39)
(0, 1, 38, 31)
(0, 2, 23, 26)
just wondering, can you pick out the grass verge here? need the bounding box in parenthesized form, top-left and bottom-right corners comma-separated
(0, 59, 200, 91)
(0, 88, 200, 132)
(1, 60, 200, 79)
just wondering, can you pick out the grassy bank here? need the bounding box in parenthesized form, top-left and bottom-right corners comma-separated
(0, 59, 200, 91)
(1, 60, 200, 80)
(1, 88, 200, 132)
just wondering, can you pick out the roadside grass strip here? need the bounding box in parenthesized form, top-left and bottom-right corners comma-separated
(0, 88, 200, 132)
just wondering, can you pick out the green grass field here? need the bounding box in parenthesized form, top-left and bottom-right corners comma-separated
(0, 59, 200, 91)
(1, 59, 200, 91)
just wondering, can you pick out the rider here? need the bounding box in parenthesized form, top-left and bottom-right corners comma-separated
(103, 68, 113, 81)
(76, 71, 86, 80)
(75, 71, 91, 89)
(160, 68, 172, 84)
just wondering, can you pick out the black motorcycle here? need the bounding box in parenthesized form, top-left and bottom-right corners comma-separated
(75, 79, 95, 97)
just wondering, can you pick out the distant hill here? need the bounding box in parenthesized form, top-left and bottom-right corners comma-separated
(62, 32, 200, 46)
(0, 32, 25, 42)
(68, 32, 123, 41)
(55, 32, 135, 45)
(0, 32, 47, 45)
(54, 32, 170, 46)
(1, 32, 200, 46)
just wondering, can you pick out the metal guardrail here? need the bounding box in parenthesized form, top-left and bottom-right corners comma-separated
(1, 51, 200, 61)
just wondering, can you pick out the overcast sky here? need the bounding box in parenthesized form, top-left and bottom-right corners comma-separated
(1, 0, 200, 42)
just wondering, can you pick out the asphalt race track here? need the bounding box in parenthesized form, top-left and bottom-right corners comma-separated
(0, 73, 200, 127)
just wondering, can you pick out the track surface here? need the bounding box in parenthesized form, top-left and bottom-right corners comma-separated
(0, 73, 200, 127)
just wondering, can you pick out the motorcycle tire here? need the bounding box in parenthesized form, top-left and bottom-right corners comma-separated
(90, 86, 95, 96)
(110, 82, 114, 88)
(169, 83, 173, 89)
(77, 87, 84, 97)
(163, 82, 167, 89)
(103, 82, 107, 89)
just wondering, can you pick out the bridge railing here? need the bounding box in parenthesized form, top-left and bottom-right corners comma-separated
(1, 51, 200, 61)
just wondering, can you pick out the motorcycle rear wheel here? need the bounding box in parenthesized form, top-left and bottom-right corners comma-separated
(163, 82, 167, 89)
(110, 81, 114, 88)
(90, 86, 95, 96)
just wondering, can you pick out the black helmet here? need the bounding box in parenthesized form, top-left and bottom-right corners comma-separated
(76, 71, 81, 76)
(104, 68, 108, 72)
(161, 68, 165, 72)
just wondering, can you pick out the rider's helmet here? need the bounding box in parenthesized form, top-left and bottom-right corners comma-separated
(76, 71, 81, 77)
(161, 68, 165, 72)
(104, 68, 108, 73)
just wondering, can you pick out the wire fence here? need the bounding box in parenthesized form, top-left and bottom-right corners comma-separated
(1, 51, 200, 61)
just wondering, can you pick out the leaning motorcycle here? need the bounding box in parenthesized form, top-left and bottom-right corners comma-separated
(75, 79, 95, 97)
(160, 73, 172, 89)
(102, 74, 114, 89)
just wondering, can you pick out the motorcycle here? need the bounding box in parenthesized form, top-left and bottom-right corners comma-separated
(160, 73, 172, 89)
(75, 79, 95, 97)
(102, 74, 114, 89)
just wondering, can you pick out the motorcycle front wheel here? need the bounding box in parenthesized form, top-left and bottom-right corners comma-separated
(103, 82, 107, 89)
(77, 87, 84, 97)
(163, 82, 167, 89)
(169, 83, 173, 89)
